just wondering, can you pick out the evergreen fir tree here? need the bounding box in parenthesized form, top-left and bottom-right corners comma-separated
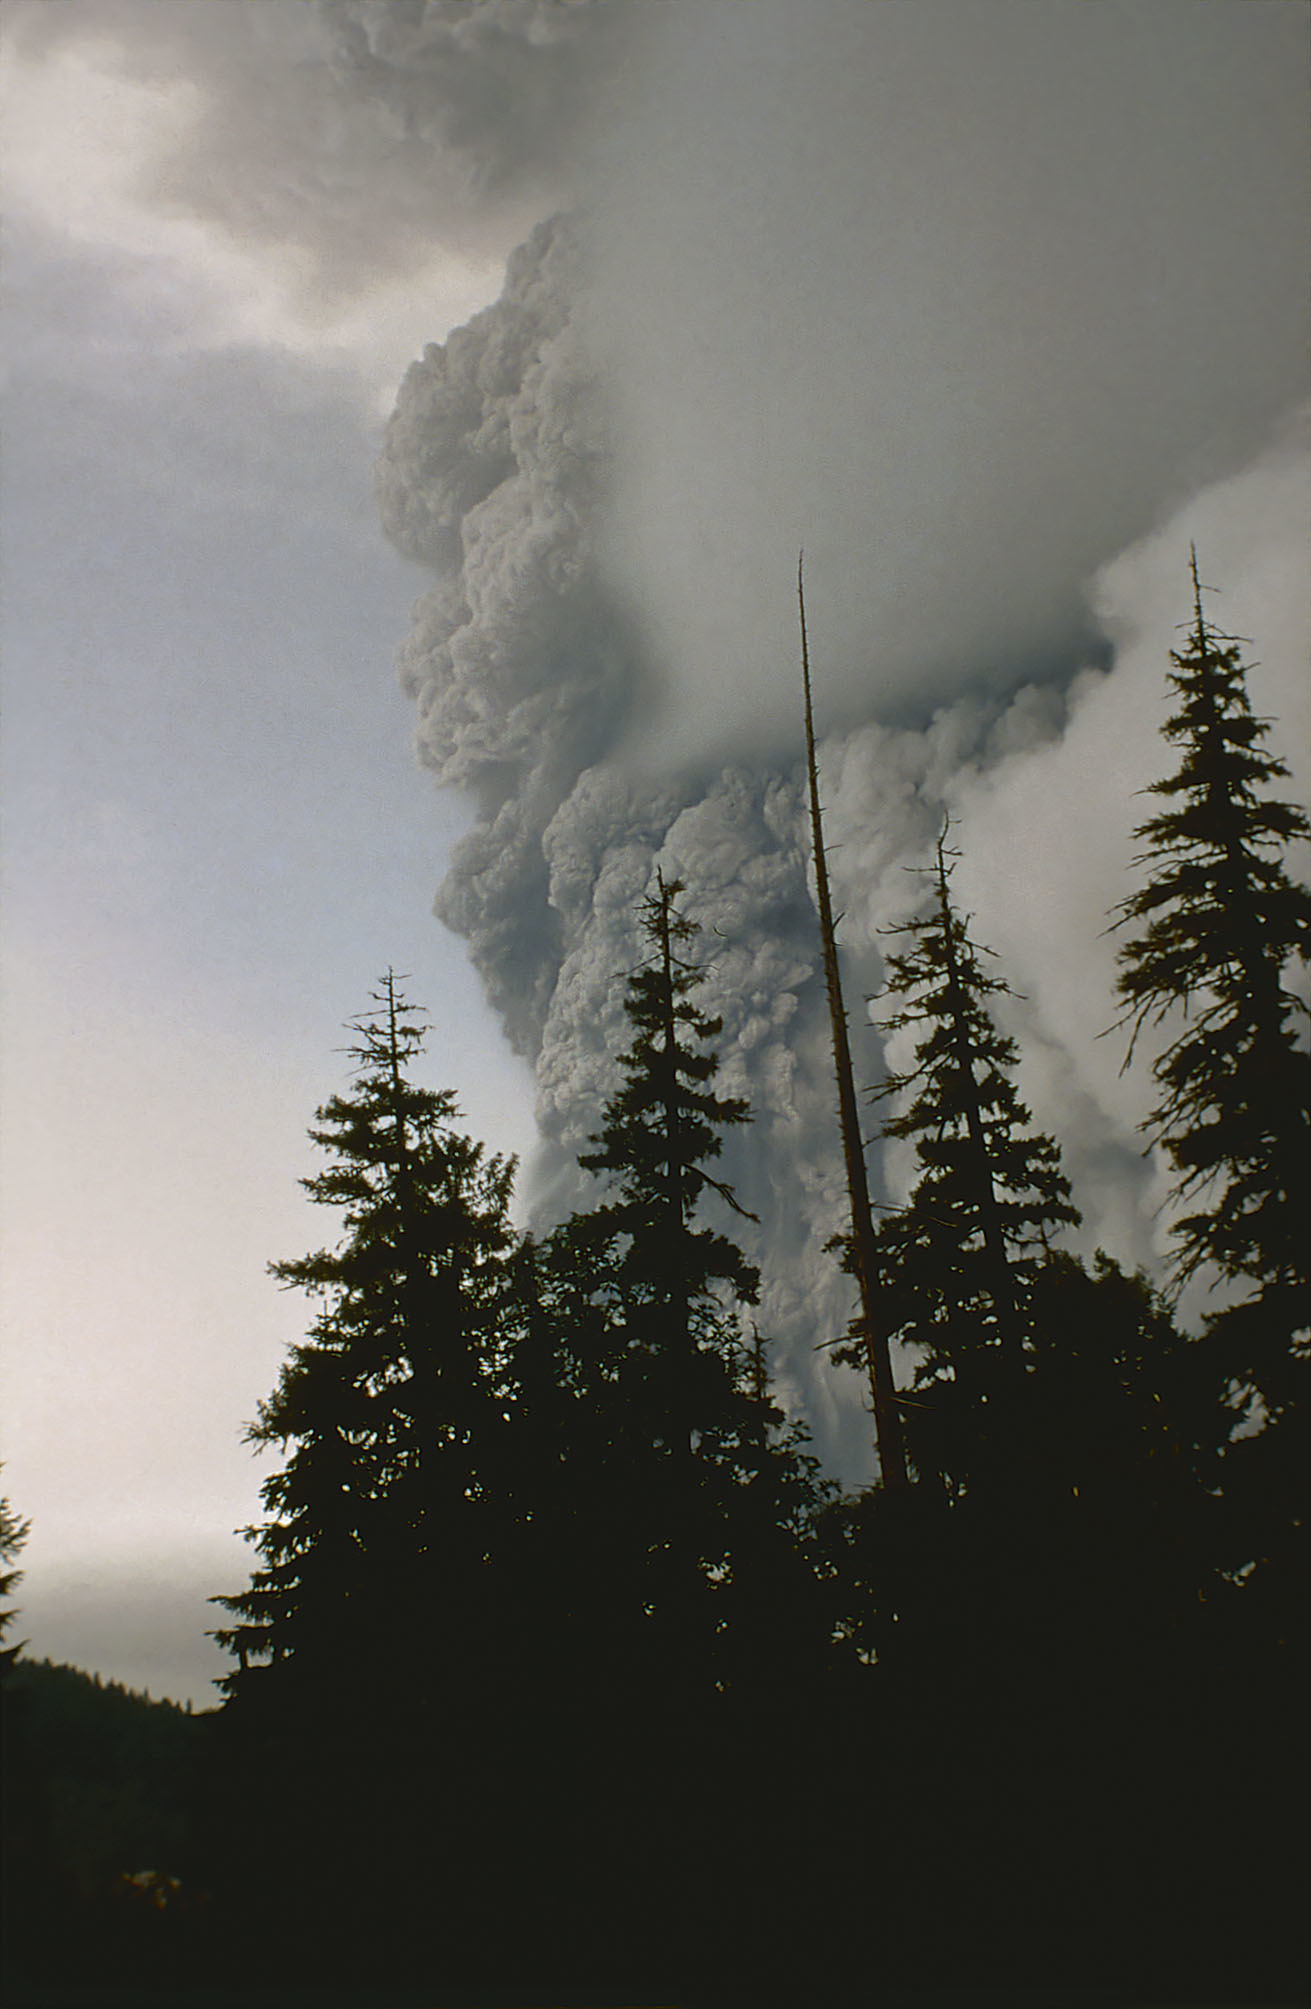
(1112, 552, 1310, 1325)
(579, 871, 753, 1555)
(0, 1474, 30, 1680)
(825, 837, 1218, 1993)
(579, 870, 758, 1326)
(849, 824, 1080, 1496)
(561, 874, 831, 1689)
(1112, 552, 1310, 1632)
(213, 973, 518, 1695)
(206, 976, 522, 1982)
(491, 882, 835, 1988)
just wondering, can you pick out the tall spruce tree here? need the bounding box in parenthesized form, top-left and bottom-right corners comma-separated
(502, 879, 836, 1989)
(847, 825, 1080, 1497)
(214, 974, 518, 1696)
(1112, 553, 1310, 1333)
(577, 870, 757, 1386)
(831, 830, 1211, 1785)
(207, 977, 522, 1982)
(1112, 553, 1310, 1628)
(560, 874, 829, 1687)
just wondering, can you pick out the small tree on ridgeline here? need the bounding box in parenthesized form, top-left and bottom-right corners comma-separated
(0, 1475, 30, 1680)
(1112, 553, 1310, 1628)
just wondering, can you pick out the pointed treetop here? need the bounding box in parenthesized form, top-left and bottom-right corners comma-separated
(1111, 553, 1310, 1300)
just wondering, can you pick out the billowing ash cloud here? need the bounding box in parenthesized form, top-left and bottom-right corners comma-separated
(319, 0, 627, 200)
(584, 0, 1310, 766)
(368, 3, 1308, 1478)
(376, 213, 646, 1051)
(3, 0, 623, 308)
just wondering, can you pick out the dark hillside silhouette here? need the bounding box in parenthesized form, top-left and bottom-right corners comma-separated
(1, 1658, 207, 1995)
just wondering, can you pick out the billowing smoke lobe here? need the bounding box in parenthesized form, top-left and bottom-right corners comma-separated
(583, 0, 1309, 765)
(4, 0, 627, 313)
(372, 1, 1310, 1476)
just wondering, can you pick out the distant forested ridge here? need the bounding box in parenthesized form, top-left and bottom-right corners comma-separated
(1, 1658, 209, 1996)
(5, 566, 1306, 2007)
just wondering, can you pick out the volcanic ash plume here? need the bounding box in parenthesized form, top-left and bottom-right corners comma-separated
(373, 225, 1050, 1476)
(376, 213, 638, 1052)
(374, 218, 867, 1466)
(319, 0, 627, 199)
(371, 6, 1310, 1475)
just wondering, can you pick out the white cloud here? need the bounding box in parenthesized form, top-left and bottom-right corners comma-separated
(0, 30, 507, 405)
(947, 414, 1311, 1270)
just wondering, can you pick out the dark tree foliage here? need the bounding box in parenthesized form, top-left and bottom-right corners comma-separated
(206, 976, 521, 1983)
(145, 641, 1302, 2008)
(212, 973, 517, 1692)
(1112, 552, 1310, 1651)
(579, 869, 757, 1306)
(820, 816, 1293, 2007)
(0, 1473, 30, 1679)
(830, 834, 1204, 1685)
(525, 875, 842, 1990)
(1113, 550, 1311, 1316)
(561, 874, 832, 1695)
(842, 825, 1080, 1496)
(1, 1659, 207, 1995)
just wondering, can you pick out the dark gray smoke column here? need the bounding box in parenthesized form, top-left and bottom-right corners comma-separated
(377, 214, 640, 1053)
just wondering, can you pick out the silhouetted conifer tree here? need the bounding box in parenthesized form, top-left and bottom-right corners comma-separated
(1112, 553, 1310, 1640)
(815, 829, 1243, 2002)
(564, 873, 828, 1684)
(847, 825, 1080, 1497)
(1114, 552, 1310, 1305)
(208, 975, 518, 1982)
(0, 1473, 29, 1680)
(490, 881, 838, 1988)
(213, 974, 517, 1692)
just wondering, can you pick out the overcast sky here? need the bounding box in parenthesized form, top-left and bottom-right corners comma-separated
(2, 0, 1307, 1707)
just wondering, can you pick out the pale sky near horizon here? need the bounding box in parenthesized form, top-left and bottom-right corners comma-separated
(2, 0, 1307, 1709)
(1, 13, 537, 1704)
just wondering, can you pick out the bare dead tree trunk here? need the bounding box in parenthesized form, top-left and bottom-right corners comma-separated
(798, 557, 909, 1491)
(651, 870, 694, 1473)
